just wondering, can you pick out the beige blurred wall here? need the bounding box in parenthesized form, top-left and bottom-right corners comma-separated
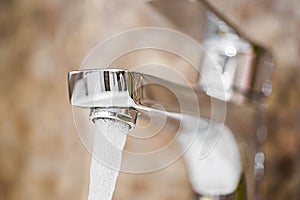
(0, 0, 299, 200)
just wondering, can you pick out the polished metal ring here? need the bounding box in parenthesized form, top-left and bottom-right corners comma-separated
(89, 107, 138, 129)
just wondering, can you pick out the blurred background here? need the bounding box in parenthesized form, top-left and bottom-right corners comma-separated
(0, 0, 299, 199)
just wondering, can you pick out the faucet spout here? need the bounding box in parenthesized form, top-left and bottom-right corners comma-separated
(68, 69, 226, 124)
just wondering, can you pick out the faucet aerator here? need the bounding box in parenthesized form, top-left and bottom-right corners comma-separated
(89, 107, 138, 130)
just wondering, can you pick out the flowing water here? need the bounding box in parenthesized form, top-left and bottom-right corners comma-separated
(88, 118, 129, 200)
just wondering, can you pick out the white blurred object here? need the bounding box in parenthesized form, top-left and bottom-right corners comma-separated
(180, 123, 242, 196)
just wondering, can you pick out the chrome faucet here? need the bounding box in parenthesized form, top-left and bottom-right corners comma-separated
(68, 0, 273, 199)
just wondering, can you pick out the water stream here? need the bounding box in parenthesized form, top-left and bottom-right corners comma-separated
(88, 118, 129, 200)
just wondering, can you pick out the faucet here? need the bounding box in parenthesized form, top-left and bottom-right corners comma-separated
(68, 0, 274, 199)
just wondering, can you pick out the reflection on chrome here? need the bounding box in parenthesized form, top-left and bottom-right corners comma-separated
(68, 0, 274, 199)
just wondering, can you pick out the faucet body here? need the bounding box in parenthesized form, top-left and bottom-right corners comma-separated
(68, 69, 222, 120)
(68, 0, 274, 199)
(68, 65, 270, 199)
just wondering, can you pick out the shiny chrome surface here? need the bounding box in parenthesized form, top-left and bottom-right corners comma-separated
(67, 69, 263, 198)
(68, 69, 223, 122)
(149, 0, 274, 103)
(200, 13, 273, 102)
(68, 0, 274, 199)
(89, 107, 138, 129)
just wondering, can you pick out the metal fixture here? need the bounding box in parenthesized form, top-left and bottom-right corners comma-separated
(89, 107, 138, 130)
(68, 0, 274, 199)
